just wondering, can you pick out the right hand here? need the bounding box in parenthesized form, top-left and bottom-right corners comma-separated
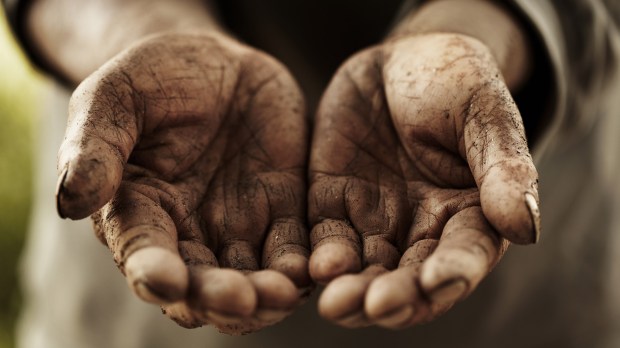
(56, 32, 311, 334)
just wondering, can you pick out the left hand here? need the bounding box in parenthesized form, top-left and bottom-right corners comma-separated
(308, 33, 540, 328)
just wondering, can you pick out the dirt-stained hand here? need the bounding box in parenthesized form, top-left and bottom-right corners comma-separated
(308, 33, 540, 328)
(56, 32, 311, 334)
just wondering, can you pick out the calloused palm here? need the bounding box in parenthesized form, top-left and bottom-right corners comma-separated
(56, 32, 310, 334)
(308, 33, 540, 328)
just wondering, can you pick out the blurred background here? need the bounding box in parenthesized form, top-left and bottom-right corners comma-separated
(0, 11, 46, 348)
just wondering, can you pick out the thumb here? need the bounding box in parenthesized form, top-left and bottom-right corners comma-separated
(462, 81, 540, 244)
(57, 71, 142, 219)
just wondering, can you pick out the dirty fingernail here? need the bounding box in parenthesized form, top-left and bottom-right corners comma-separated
(125, 247, 188, 303)
(55, 167, 69, 219)
(524, 192, 541, 244)
(428, 278, 468, 304)
(133, 280, 173, 304)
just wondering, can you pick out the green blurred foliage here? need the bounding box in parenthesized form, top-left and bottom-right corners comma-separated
(0, 11, 46, 348)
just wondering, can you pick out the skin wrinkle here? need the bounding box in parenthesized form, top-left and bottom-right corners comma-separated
(239, 117, 275, 169)
(139, 179, 197, 238)
(347, 96, 386, 153)
(102, 187, 161, 224)
(57, 32, 311, 332)
(312, 222, 360, 248)
(409, 151, 452, 188)
(116, 230, 161, 267)
(321, 73, 402, 180)
(117, 70, 147, 136)
(342, 68, 376, 110)
(47, 0, 538, 331)
(314, 38, 512, 320)
(86, 115, 135, 165)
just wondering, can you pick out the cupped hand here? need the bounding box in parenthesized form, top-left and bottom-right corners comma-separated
(56, 32, 311, 334)
(308, 33, 540, 328)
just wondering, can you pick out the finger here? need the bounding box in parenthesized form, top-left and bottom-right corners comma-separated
(179, 242, 275, 335)
(362, 235, 400, 270)
(200, 172, 270, 271)
(462, 83, 540, 244)
(364, 239, 437, 328)
(344, 177, 409, 271)
(419, 206, 507, 305)
(190, 267, 257, 324)
(318, 265, 387, 328)
(309, 218, 362, 284)
(262, 217, 311, 289)
(365, 267, 417, 328)
(201, 187, 267, 272)
(187, 270, 297, 335)
(247, 270, 299, 324)
(124, 248, 187, 304)
(58, 72, 141, 219)
(182, 240, 257, 323)
(308, 173, 358, 284)
(405, 184, 480, 246)
(98, 182, 188, 304)
(219, 240, 260, 271)
(161, 240, 217, 328)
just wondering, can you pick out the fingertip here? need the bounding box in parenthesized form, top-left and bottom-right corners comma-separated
(365, 268, 416, 320)
(480, 164, 540, 245)
(419, 257, 470, 304)
(253, 309, 292, 324)
(194, 268, 257, 318)
(318, 275, 366, 321)
(424, 278, 468, 304)
(419, 251, 472, 305)
(268, 252, 312, 289)
(56, 154, 123, 220)
(248, 270, 299, 310)
(374, 305, 414, 329)
(310, 243, 361, 284)
(125, 247, 189, 304)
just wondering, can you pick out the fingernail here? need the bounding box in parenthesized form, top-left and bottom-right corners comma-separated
(133, 280, 174, 304)
(336, 311, 371, 328)
(428, 278, 468, 304)
(524, 192, 541, 244)
(55, 167, 69, 219)
(125, 247, 188, 303)
(375, 305, 414, 328)
(255, 309, 291, 322)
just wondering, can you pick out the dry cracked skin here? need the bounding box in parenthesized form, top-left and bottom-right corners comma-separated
(55, 32, 540, 333)
(307, 33, 539, 328)
(56, 32, 311, 334)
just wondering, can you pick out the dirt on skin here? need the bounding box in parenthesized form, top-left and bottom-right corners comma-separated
(56, 31, 539, 334)
(307, 33, 538, 328)
(57, 32, 310, 334)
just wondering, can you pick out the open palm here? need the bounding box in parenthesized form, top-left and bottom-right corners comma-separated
(56, 32, 310, 334)
(308, 33, 540, 328)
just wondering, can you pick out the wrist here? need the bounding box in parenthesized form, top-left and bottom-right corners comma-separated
(26, 0, 225, 84)
(388, 0, 531, 91)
